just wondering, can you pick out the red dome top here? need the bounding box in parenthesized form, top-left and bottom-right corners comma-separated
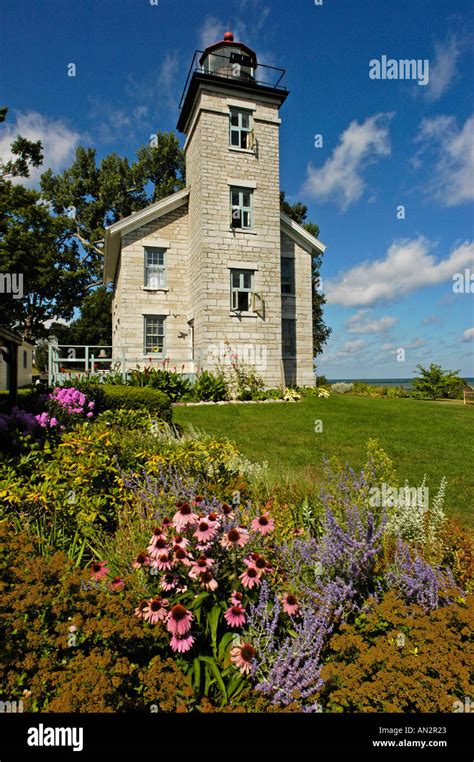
(223, 31, 234, 42)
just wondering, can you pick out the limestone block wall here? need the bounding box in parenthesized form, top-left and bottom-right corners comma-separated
(281, 231, 315, 387)
(112, 204, 191, 370)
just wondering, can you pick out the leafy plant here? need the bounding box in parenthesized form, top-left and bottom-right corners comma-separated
(193, 370, 228, 402)
(412, 363, 464, 400)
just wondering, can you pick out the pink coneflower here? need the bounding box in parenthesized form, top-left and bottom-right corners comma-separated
(173, 502, 199, 531)
(153, 552, 173, 571)
(251, 512, 275, 535)
(162, 516, 173, 528)
(221, 503, 234, 518)
(199, 569, 218, 591)
(188, 555, 214, 579)
(282, 593, 299, 616)
(134, 600, 148, 619)
(149, 526, 166, 544)
(230, 590, 244, 606)
(132, 551, 150, 569)
(173, 535, 190, 549)
(239, 565, 262, 589)
(110, 577, 125, 591)
(90, 561, 108, 580)
(193, 495, 204, 506)
(161, 573, 179, 591)
(170, 634, 195, 653)
(166, 604, 193, 636)
(194, 519, 217, 543)
(143, 596, 169, 624)
(172, 546, 193, 567)
(148, 535, 169, 558)
(221, 527, 249, 550)
(230, 642, 256, 675)
(245, 553, 271, 574)
(224, 604, 246, 628)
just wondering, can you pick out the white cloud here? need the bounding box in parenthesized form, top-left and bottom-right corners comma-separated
(325, 238, 474, 307)
(421, 314, 440, 326)
(346, 309, 398, 334)
(415, 114, 474, 206)
(426, 34, 463, 101)
(462, 327, 474, 342)
(302, 113, 393, 210)
(381, 343, 396, 351)
(0, 112, 82, 187)
(318, 338, 366, 364)
(199, 16, 223, 49)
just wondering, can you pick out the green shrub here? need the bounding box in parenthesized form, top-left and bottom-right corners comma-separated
(128, 367, 192, 401)
(193, 370, 228, 401)
(102, 385, 172, 421)
(251, 388, 283, 401)
(331, 382, 354, 394)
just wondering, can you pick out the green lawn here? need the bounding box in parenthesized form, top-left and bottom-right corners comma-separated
(174, 396, 474, 527)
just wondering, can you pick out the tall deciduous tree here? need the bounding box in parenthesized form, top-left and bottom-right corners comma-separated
(280, 192, 332, 357)
(412, 363, 464, 400)
(40, 133, 185, 280)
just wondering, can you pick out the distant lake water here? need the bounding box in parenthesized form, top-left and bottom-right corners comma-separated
(325, 378, 474, 390)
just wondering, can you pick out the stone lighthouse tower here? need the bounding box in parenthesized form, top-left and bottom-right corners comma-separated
(177, 31, 290, 386)
(105, 32, 324, 388)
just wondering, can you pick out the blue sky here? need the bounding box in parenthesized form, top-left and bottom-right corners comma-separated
(1, 0, 473, 378)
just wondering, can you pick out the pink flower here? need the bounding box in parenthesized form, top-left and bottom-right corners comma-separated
(50, 417, 59, 427)
(221, 527, 249, 550)
(172, 501, 198, 530)
(173, 534, 190, 549)
(172, 546, 193, 567)
(206, 511, 220, 527)
(189, 555, 214, 579)
(231, 643, 256, 675)
(86, 411, 94, 418)
(161, 573, 179, 591)
(153, 552, 172, 571)
(166, 604, 193, 636)
(143, 596, 169, 624)
(220, 503, 234, 519)
(88, 401, 95, 409)
(132, 551, 150, 569)
(110, 577, 125, 591)
(194, 519, 217, 543)
(224, 605, 246, 628)
(245, 553, 271, 574)
(239, 565, 261, 589)
(148, 535, 168, 559)
(230, 590, 244, 606)
(134, 600, 148, 619)
(199, 570, 218, 591)
(170, 633, 195, 653)
(251, 512, 275, 535)
(90, 561, 108, 580)
(282, 593, 299, 616)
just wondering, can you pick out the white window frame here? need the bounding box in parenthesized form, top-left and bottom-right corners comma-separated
(144, 247, 167, 289)
(144, 315, 166, 356)
(229, 108, 253, 149)
(230, 269, 254, 312)
(230, 187, 253, 230)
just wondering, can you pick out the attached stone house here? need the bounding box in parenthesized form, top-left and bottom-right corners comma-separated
(103, 32, 326, 387)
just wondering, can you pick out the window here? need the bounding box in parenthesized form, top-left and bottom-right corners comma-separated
(144, 247, 166, 288)
(231, 269, 254, 311)
(229, 109, 252, 149)
(23, 350, 28, 369)
(281, 258, 295, 295)
(230, 187, 253, 229)
(282, 319, 296, 358)
(144, 315, 165, 355)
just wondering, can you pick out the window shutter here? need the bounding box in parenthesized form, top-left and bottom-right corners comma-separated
(247, 128, 256, 151)
(251, 292, 265, 317)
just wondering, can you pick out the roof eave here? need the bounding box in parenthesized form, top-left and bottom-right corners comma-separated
(280, 211, 326, 255)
